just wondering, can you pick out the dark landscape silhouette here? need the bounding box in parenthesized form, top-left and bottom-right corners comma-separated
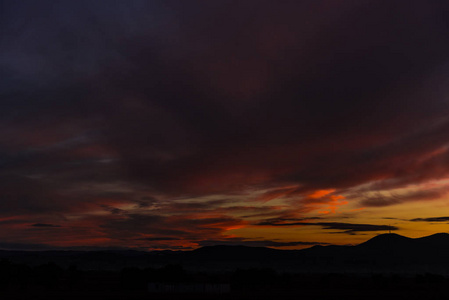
(1, 233, 449, 299)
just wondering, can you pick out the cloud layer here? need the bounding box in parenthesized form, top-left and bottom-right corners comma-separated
(1, 0, 449, 250)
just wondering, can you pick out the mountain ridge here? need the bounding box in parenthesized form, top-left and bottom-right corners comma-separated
(1, 232, 449, 273)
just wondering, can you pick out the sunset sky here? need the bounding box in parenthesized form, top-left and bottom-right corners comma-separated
(1, 0, 449, 251)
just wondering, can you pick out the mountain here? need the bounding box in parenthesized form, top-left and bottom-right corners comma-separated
(416, 232, 449, 245)
(357, 232, 449, 254)
(188, 233, 449, 273)
(358, 233, 413, 248)
(1, 233, 449, 274)
(339, 233, 449, 271)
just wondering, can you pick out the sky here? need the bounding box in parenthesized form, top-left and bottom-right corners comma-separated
(1, 0, 449, 251)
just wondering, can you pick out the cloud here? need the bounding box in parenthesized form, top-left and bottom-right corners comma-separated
(410, 217, 449, 222)
(6, 0, 448, 195)
(1, 0, 449, 249)
(100, 205, 127, 215)
(256, 220, 398, 234)
(0, 242, 59, 251)
(31, 223, 62, 228)
(359, 186, 449, 207)
(136, 237, 180, 241)
(99, 213, 248, 244)
(314, 223, 398, 234)
(0, 174, 65, 215)
(198, 239, 331, 248)
(3, 0, 449, 198)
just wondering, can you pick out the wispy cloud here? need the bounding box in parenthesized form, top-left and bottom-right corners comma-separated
(256, 220, 398, 235)
(31, 223, 62, 228)
(410, 217, 449, 222)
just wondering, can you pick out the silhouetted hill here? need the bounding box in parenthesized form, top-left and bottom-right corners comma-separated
(355, 233, 415, 259)
(301, 244, 350, 255)
(358, 233, 413, 249)
(1, 233, 449, 274)
(416, 232, 449, 245)
(358, 232, 449, 255)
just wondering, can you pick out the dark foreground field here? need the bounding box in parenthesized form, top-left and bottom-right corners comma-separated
(1, 271, 449, 300)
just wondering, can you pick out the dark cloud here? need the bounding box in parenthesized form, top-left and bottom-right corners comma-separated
(198, 239, 331, 248)
(0, 242, 58, 251)
(0, 241, 133, 252)
(410, 217, 449, 222)
(255, 217, 323, 224)
(2, 1, 449, 194)
(100, 213, 247, 242)
(1, 0, 449, 248)
(0, 174, 64, 214)
(31, 223, 62, 228)
(257, 220, 398, 234)
(359, 193, 403, 207)
(137, 237, 180, 241)
(315, 223, 398, 234)
(100, 205, 126, 215)
(4, 0, 449, 195)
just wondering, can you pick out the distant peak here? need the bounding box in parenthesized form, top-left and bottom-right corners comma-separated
(416, 232, 449, 241)
(425, 232, 449, 237)
(370, 233, 409, 240)
(358, 233, 412, 248)
(358, 232, 449, 248)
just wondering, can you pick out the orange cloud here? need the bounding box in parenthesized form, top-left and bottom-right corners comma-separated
(318, 195, 348, 214)
(308, 189, 336, 199)
(305, 189, 348, 215)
